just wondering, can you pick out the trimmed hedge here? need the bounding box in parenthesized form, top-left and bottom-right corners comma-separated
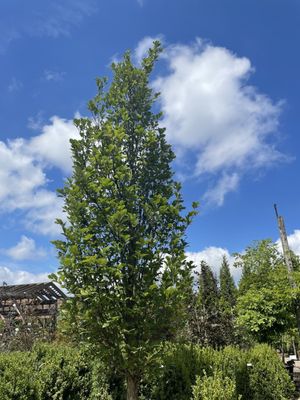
(0, 344, 111, 400)
(0, 343, 294, 400)
(142, 343, 294, 400)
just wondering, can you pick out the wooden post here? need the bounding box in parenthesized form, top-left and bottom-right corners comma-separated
(274, 204, 300, 342)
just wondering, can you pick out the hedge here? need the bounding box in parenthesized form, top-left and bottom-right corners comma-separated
(0, 343, 294, 400)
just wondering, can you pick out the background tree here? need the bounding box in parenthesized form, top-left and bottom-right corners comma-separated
(219, 256, 236, 312)
(235, 240, 298, 343)
(219, 256, 237, 344)
(52, 42, 197, 400)
(187, 262, 225, 347)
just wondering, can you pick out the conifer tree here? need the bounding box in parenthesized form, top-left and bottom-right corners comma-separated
(52, 42, 197, 400)
(219, 256, 236, 313)
(187, 262, 224, 347)
(198, 261, 219, 313)
(219, 256, 237, 344)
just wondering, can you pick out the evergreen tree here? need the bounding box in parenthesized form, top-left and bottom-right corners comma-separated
(52, 42, 197, 400)
(187, 262, 225, 347)
(219, 256, 237, 344)
(198, 261, 219, 313)
(219, 256, 236, 313)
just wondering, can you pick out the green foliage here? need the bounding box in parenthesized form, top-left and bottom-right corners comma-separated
(198, 262, 219, 312)
(246, 344, 294, 400)
(140, 343, 294, 400)
(188, 262, 229, 347)
(192, 371, 240, 400)
(0, 344, 112, 400)
(212, 346, 249, 397)
(52, 41, 197, 395)
(152, 344, 213, 400)
(0, 351, 38, 400)
(0, 343, 293, 400)
(236, 240, 297, 342)
(220, 256, 237, 312)
(35, 344, 95, 400)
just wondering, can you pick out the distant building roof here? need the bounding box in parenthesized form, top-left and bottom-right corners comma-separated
(0, 282, 66, 302)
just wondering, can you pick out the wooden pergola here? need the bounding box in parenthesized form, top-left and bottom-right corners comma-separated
(0, 282, 66, 344)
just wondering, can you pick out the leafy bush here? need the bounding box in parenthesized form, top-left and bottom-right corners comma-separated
(34, 343, 112, 400)
(35, 344, 93, 399)
(150, 344, 213, 400)
(0, 343, 293, 400)
(213, 346, 250, 398)
(141, 343, 294, 400)
(0, 351, 38, 400)
(247, 344, 294, 400)
(192, 371, 240, 400)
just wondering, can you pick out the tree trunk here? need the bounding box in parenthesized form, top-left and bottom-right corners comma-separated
(126, 373, 139, 400)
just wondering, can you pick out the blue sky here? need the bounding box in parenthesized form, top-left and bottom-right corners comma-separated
(1, 0, 300, 283)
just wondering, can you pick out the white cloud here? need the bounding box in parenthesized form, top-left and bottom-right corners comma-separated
(28, 115, 79, 173)
(0, 1, 97, 53)
(4, 236, 46, 261)
(0, 139, 47, 210)
(24, 192, 64, 236)
(203, 173, 240, 207)
(187, 246, 241, 282)
(134, 35, 163, 63)
(287, 230, 300, 255)
(0, 115, 77, 235)
(151, 38, 286, 206)
(0, 266, 50, 285)
(28, 112, 44, 131)
(8, 77, 23, 93)
(276, 229, 300, 256)
(43, 70, 65, 82)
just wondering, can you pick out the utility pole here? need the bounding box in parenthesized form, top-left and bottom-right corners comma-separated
(274, 204, 294, 281)
(274, 204, 300, 340)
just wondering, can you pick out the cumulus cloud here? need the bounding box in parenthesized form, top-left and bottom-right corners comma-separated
(134, 35, 163, 63)
(4, 236, 46, 261)
(287, 230, 300, 255)
(276, 229, 300, 256)
(149, 38, 286, 206)
(203, 173, 239, 207)
(0, 266, 50, 285)
(27, 115, 79, 173)
(186, 246, 241, 282)
(0, 115, 77, 235)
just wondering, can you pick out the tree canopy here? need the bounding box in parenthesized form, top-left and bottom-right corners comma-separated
(53, 42, 197, 400)
(235, 240, 299, 343)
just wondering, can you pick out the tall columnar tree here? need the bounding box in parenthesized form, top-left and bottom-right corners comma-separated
(188, 262, 224, 347)
(219, 256, 237, 344)
(219, 256, 236, 313)
(52, 42, 197, 400)
(198, 261, 219, 314)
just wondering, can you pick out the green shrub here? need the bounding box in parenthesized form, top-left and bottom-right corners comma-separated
(141, 343, 295, 400)
(0, 351, 38, 400)
(192, 371, 241, 400)
(34, 343, 112, 400)
(246, 344, 294, 400)
(213, 346, 251, 398)
(142, 343, 214, 400)
(34, 344, 91, 399)
(0, 343, 293, 400)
